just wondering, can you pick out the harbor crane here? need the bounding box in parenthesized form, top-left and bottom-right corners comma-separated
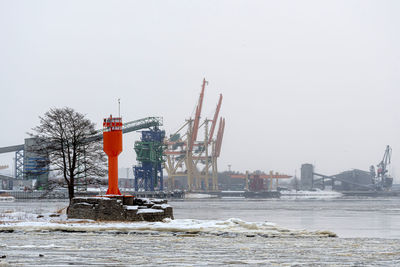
(164, 79, 225, 191)
(374, 145, 393, 190)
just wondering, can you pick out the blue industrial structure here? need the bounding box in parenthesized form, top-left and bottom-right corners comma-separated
(15, 148, 24, 179)
(24, 157, 49, 176)
(133, 128, 166, 192)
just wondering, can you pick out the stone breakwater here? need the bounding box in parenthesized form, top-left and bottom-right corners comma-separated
(67, 196, 174, 222)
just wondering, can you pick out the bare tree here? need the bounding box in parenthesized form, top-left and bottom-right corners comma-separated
(30, 107, 107, 203)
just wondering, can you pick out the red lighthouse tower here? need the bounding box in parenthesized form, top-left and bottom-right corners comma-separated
(103, 115, 123, 195)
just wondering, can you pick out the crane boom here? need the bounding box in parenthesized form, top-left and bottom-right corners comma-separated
(208, 94, 223, 144)
(217, 118, 225, 157)
(189, 78, 207, 152)
(376, 145, 392, 187)
(214, 117, 225, 157)
(379, 145, 392, 170)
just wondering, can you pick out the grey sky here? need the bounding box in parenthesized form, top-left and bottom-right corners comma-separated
(1, 0, 399, 180)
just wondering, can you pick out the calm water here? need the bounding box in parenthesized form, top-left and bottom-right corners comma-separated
(1, 197, 400, 266)
(173, 197, 400, 238)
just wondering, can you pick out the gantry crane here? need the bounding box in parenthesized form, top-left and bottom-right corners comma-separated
(164, 79, 225, 191)
(211, 116, 224, 190)
(374, 145, 393, 190)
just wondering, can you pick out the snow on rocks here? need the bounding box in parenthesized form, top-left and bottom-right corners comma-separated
(67, 196, 173, 222)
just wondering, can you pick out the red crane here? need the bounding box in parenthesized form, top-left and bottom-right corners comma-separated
(189, 78, 207, 152)
(208, 94, 223, 145)
(214, 117, 225, 157)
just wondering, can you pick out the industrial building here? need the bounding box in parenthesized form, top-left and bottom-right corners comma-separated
(301, 146, 394, 192)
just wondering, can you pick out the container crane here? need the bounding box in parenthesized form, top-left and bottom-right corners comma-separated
(164, 79, 225, 191)
(189, 79, 207, 153)
(208, 94, 223, 145)
(375, 145, 393, 190)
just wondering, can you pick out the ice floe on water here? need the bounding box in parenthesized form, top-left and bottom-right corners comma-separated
(280, 189, 343, 199)
(185, 193, 216, 199)
(0, 210, 336, 238)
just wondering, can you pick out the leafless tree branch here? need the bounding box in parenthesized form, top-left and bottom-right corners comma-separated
(30, 107, 107, 203)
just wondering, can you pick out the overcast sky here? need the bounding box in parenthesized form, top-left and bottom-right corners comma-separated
(1, 0, 399, 181)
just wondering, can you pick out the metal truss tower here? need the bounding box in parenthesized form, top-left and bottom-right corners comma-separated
(134, 128, 166, 191)
(15, 148, 24, 179)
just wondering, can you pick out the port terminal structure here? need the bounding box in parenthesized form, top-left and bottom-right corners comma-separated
(0, 77, 226, 194)
(0, 117, 163, 190)
(300, 145, 395, 195)
(164, 78, 225, 192)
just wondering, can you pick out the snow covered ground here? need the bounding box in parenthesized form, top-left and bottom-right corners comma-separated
(0, 209, 335, 238)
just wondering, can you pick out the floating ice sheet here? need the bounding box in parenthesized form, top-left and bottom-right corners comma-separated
(0, 210, 336, 238)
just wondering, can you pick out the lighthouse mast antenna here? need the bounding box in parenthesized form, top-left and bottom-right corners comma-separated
(118, 98, 121, 117)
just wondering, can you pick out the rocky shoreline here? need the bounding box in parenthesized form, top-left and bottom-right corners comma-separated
(67, 196, 173, 222)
